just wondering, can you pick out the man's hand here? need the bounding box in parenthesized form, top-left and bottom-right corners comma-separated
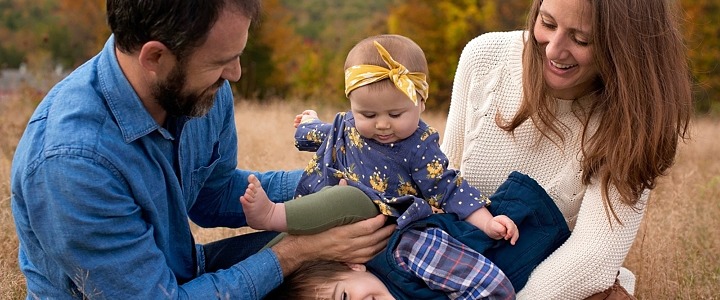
(271, 214, 394, 276)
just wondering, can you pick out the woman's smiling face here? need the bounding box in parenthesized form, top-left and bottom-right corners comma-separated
(534, 0, 599, 99)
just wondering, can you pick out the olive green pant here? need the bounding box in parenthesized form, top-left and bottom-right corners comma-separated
(262, 185, 380, 249)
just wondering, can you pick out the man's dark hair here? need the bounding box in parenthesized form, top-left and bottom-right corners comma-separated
(107, 0, 260, 60)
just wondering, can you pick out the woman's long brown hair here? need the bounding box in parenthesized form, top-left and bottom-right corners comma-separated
(500, 0, 692, 222)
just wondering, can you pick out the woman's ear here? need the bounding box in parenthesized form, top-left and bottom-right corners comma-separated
(344, 263, 367, 272)
(138, 41, 174, 77)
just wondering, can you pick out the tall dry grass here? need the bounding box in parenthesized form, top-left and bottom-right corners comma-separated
(1, 92, 718, 299)
(1, 89, 41, 300)
(625, 118, 720, 299)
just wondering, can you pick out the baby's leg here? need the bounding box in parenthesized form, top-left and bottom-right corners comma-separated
(240, 174, 287, 232)
(261, 185, 380, 250)
(285, 185, 379, 234)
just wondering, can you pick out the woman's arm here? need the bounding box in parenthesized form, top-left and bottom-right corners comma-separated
(441, 39, 474, 170)
(441, 31, 520, 169)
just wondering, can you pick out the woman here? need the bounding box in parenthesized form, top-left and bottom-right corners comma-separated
(441, 0, 692, 299)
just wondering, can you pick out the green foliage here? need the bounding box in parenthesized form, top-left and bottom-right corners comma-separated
(0, 0, 58, 68)
(0, 47, 23, 68)
(235, 39, 274, 99)
(0, 0, 107, 70)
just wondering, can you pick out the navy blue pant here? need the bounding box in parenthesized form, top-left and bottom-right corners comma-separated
(367, 171, 571, 298)
(202, 231, 280, 272)
(480, 171, 571, 290)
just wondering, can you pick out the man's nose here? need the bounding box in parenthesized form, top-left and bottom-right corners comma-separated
(222, 58, 242, 82)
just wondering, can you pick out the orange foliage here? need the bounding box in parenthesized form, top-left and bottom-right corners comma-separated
(56, 0, 108, 59)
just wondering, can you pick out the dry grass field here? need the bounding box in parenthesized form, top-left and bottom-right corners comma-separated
(1, 90, 718, 299)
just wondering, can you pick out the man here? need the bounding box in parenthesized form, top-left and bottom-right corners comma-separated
(10, 0, 393, 299)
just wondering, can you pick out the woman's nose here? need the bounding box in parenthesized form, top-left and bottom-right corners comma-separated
(545, 32, 570, 61)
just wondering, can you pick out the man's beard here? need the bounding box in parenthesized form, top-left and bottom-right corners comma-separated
(152, 61, 223, 118)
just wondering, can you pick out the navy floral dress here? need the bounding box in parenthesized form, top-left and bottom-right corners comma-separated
(294, 111, 490, 228)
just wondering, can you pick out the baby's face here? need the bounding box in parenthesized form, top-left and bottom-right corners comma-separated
(349, 84, 424, 144)
(319, 269, 396, 300)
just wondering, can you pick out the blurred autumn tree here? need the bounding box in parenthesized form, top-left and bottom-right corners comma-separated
(386, 0, 529, 110)
(0, 0, 107, 70)
(54, 0, 107, 65)
(0, 0, 56, 69)
(239, 0, 397, 104)
(242, 0, 528, 110)
(1, 0, 718, 114)
(682, 0, 720, 115)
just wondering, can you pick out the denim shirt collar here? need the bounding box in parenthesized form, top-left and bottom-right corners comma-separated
(97, 35, 165, 143)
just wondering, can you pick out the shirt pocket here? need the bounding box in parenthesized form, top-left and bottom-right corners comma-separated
(187, 141, 221, 202)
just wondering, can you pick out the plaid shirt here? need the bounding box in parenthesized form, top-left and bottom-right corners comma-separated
(394, 227, 515, 300)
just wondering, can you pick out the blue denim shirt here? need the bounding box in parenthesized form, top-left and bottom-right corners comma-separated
(11, 36, 302, 299)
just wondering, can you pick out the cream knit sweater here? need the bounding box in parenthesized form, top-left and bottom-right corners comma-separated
(441, 31, 646, 299)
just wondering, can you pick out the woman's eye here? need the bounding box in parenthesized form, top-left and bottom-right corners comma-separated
(541, 21, 557, 30)
(573, 37, 590, 46)
(539, 16, 556, 30)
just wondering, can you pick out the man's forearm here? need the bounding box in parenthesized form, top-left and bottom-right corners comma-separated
(271, 235, 319, 276)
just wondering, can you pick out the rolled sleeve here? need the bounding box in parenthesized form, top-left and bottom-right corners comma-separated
(184, 248, 284, 299)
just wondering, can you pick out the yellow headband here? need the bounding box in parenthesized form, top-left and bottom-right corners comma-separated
(344, 41, 429, 105)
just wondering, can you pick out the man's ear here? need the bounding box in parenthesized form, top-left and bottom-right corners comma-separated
(138, 41, 174, 76)
(344, 263, 367, 272)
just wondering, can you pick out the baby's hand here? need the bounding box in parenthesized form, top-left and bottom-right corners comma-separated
(485, 215, 519, 245)
(293, 110, 319, 128)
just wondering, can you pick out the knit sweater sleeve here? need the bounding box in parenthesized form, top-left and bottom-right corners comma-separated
(442, 42, 472, 170)
(442, 32, 516, 170)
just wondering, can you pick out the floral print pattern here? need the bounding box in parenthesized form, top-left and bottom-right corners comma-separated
(294, 111, 490, 229)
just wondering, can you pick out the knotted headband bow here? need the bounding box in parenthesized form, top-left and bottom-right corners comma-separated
(344, 41, 429, 105)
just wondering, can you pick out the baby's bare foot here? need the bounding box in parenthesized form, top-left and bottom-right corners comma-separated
(240, 174, 286, 231)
